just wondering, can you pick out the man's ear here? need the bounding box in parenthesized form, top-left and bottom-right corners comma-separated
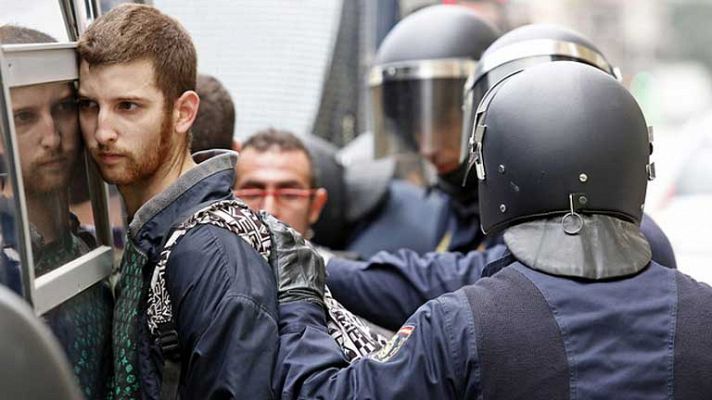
(232, 139, 242, 153)
(173, 90, 200, 135)
(308, 188, 328, 225)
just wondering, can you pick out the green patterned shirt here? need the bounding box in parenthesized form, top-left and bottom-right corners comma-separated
(108, 239, 147, 400)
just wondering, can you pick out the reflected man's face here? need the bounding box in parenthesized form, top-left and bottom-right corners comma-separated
(10, 82, 79, 194)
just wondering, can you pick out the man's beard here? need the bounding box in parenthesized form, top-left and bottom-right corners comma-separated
(98, 109, 173, 186)
(24, 152, 76, 196)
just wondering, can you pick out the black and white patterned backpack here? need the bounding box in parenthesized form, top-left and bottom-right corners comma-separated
(146, 199, 271, 399)
(147, 198, 387, 399)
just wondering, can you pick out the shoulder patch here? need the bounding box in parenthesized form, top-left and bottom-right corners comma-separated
(372, 324, 415, 362)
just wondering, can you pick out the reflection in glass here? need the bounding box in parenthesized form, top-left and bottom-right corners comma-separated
(2, 25, 113, 399)
(11, 81, 94, 273)
(10, 79, 113, 399)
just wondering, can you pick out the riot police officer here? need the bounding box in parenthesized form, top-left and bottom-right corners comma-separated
(271, 61, 712, 399)
(326, 24, 678, 331)
(366, 4, 499, 253)
(462, 24, 676, 267)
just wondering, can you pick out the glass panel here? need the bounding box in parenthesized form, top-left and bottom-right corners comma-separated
(8, 80, 98, 277)
(72, 179, 127, 269)
(5, 79, 112, 398)
(107, 184, 127, 254)
(0, 0, 70, 42)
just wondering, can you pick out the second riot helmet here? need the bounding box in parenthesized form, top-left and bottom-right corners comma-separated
(467, 61, 654, 235)
(460, 24, 619, 164)
(369, 5, 499, 175)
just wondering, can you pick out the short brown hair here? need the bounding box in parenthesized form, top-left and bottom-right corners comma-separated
(77, 4, 197, 106)
(243, 128, 316, 187)
(191, 74, 235, 152)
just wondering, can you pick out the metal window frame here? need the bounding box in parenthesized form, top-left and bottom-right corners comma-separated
(60, 0, 102, 40)
(0, 49, 35, 303)
(34, 247, 113, 315)
(0, 41, 113, 314)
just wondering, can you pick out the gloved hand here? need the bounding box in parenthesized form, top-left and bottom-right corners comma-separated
(259, 211, 326, 306)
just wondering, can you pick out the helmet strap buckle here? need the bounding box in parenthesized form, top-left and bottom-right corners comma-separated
(562, 193, 586, 235)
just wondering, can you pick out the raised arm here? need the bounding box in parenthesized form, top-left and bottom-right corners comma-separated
(276, 293, 478, 399)
(262, 212, 479, 399)
(326, 245, 508, 330)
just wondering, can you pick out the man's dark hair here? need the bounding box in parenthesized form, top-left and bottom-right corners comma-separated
(242, 128, 317, 187)
(191, 74, 235, 152)
(0, 25, 56, 44)
(77, 4, 197, 109)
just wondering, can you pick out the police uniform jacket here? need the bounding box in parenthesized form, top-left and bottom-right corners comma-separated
(277, 256, 712, 399)
(327, 214, 676, 332)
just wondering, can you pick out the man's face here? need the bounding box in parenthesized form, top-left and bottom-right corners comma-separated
(10, 82, 80, 194)
(77, 58, 173, 186)
(235, 148, 326, 235)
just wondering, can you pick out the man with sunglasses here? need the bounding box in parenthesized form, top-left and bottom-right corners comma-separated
(235, 128, 389, 360)
(235, 128, 328, 237)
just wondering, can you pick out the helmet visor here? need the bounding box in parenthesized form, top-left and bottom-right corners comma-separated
(371, 77, 467, 174)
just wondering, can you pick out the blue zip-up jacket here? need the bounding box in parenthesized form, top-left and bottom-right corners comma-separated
(277, 261, 712, 399)
(124, 150, 278, 399)
(327, 214, 676, 331)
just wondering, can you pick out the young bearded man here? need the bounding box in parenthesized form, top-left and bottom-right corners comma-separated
(77, 5, 278, 399)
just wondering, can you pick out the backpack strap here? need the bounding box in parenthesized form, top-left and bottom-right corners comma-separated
(146, 199, 272, 399)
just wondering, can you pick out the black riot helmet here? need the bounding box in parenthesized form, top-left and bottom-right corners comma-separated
(370, 5, 499, 175)
(469, 61, 655, 235)
(460, 24, 620, 163)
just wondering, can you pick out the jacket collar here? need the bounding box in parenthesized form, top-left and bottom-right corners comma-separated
(127, 150, 238, 258)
